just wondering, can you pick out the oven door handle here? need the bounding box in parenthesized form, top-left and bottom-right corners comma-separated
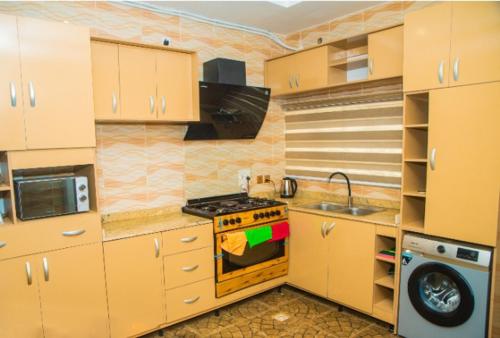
(181, 265, 199, 272)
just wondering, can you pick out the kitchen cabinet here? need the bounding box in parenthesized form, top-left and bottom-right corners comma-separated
(166, 278, 216, 324)
(91, 40, 121, 120)
(0, 243, 109, 338)
(104, 234, 166, 338)
(327, 218, 375, 314)
(425, 82, 500, 246)
(368, 26, 403, 81)
(288, 211, 329, 297)
(403, 2, 452, 92)
(119, 44, 158, 121)
(265, 55, 296, 96)
(0, 14, 26, 151)
(448, 2, 500, 87)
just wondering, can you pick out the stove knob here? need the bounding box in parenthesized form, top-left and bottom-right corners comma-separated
(259, 212, 264, 218)
(253, 213, 259, 220)
(276, 210, 281, 216)
(229, 219, 236, 225)
(437, 245, 446, 254)
(236, 217, 242, 224)
(223, 219, 229, 226)
(265, 212, 270, 218)
(79, 195, 88, 202)
(270, 211, 276, 217)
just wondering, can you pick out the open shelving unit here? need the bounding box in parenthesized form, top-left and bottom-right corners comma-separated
(328, 35, 369, 86)
(0, 152, 14, 226)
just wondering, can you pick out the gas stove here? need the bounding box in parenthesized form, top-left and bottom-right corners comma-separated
(182, 193, 288, 233)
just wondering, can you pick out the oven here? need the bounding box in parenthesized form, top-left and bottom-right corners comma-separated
(215, 221, 289, 297)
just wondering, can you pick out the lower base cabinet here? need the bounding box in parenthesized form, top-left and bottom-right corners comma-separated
(0, 243, 109, 338)
(166, 278, 216, 324)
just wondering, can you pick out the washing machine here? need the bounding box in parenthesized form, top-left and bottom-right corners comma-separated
(398, 234, 492, 338)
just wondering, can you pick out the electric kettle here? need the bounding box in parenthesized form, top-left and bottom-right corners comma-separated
(280, 177, 298, 198)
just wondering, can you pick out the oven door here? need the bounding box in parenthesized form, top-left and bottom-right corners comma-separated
(215, 222, 288, 283)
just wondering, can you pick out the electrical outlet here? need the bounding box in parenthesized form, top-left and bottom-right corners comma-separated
(256, 175, 264, 184)
(238, 169, 251, 192)
(264, 175, 271, 183)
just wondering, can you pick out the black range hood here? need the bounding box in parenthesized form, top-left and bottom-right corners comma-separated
(184, 59, 271, 141)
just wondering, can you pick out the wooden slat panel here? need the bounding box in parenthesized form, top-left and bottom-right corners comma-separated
(286, 159, 401, 173)
(286, 116, 402, 131)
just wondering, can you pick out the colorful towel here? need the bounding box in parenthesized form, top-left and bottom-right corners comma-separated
(221, 231, 247, 256)
(270, 222, 290, 242)
(245, 226, 272, 248)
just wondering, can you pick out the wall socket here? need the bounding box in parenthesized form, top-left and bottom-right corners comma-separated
(255, 175, 271, 184)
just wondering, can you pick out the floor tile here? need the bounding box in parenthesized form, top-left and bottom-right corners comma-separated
(353, 323, 396, 338)
(310, 309, 372, 338)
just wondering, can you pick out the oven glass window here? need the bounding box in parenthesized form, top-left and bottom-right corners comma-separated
(222, 240, 285, 274)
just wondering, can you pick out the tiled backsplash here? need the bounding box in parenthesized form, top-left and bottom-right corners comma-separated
(0, 1, 425, 213)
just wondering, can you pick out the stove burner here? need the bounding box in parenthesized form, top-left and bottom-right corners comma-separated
(220, 200, 239, 208)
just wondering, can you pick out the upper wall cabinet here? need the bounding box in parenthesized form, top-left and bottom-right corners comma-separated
(0, 14, 96, 151)
(265, 26, 403, 97)
(91, 39, 200, 122)
(404, 2, 500, 92)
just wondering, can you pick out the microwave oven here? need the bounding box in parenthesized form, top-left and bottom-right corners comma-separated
(14, 175, 90, 221)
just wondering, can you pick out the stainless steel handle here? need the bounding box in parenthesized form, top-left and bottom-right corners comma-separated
(62, 229, 86, 237)
(0, 241, 6, 249)
(9, 82, 17, 107)
(438, 61, 444, 84)
(180, 236, 197, 243)
(26, 262, 32, 285)
(183, 296, 200, 304)
(149, 96, 155, 114)
(181, 265, 199, 272)
(161, 96, 166, 114)
(28, 81, 36, 107)
(42, 257, 49, 282)
(112, 93, 117, 113)
(430, 148, 437, 171)
(325, 222, 336, 236)
(295, 74, 299, 87)
(453, 57, 460, 81)
(368, 59, 373, 75)
(288, 76, 293, 89)
(154, 238, 160, 258)
(320, 221, 326, 239)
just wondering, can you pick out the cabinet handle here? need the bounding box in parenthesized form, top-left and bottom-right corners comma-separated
(430, 148, 437, 171)
(28, 81, 36, 107)
(295, 74, 299, 88)
(453, 57, 460, 81)
(0, 241, 6, 249)
(161, 96, 166, 114)
(149, 96, 155, 114)
(325, 222, 336, 236)
(154, 238, 160, 258)
(112, 93, 117, 113)
(42, 257, 49, 282)
(180, 236, 197, 243)
(181, 264, 199, 272)
(25, 262, 32, 285)
(183, 296, 200, 304)
(288, 76, 293, 89)
(320, 221, 326, 239)
(62, 229, 86, 237)
(437, 61, 444, 84)
(9, 82, 17, 107)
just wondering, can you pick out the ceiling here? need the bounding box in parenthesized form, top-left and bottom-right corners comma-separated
(146, 1, 384, 35)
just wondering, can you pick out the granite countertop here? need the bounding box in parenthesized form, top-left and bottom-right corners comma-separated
(102, 208, 212, 242)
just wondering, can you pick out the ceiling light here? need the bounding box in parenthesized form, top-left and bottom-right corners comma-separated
(269, 1, 302, 8)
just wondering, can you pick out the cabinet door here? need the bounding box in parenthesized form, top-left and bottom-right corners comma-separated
(157, 50, 197, 121)
(37, 243, 109, 338)
(288, 211, 328, 297)
(119, 45, 158, 121)
(403, 3, 452, 92)
(295, 46, 329, 92)
(18, 17, 96, 149)
(265, 56, 295, 96)
(425, 83, 500, 246)
(327, 219, 375, 313)
(104, 234, 166, 338)
(0, 256, 43, 338)
(91, 41, 121, 120)
(449, 2, 500, 87)
(368, 26, 403, 80)
(0, 14, 26, 151)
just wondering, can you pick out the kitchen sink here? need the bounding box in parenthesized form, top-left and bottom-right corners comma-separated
(299, 202, 345, 211)
(335, 206, 383, 216)
(299, 202, 383, 216)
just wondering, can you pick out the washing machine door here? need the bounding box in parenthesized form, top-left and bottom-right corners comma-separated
(408, 262, 475, 327)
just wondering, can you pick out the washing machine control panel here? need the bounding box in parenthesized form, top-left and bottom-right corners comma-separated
(456, 247, 479, 262)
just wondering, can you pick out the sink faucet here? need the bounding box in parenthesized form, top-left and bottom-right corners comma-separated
(328, 172, 353, 208)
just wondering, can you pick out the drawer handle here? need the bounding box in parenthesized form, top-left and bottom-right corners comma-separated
(0, 241, 6, 249)
(42, 257, 49, 282)
(183, 296, 200, 304)
(181, 265, 199, 272)
(180, 236, 198, 243)
(62, 229, 86, 237)
(325, 222, 336, 236)
(26, 262, 32, 285)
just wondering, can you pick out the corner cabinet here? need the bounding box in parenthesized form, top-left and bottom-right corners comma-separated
(288, 211, 375, 314)
(0, 14, 96, 151)
(91, 39, 200, 123)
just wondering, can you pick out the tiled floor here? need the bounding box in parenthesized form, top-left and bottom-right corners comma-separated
(141, 286, 396, 338)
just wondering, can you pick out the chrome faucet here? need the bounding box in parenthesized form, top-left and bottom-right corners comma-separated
(328, 171, 353, 208)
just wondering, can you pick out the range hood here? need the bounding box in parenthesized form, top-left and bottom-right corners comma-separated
(184, 59, 271, 140)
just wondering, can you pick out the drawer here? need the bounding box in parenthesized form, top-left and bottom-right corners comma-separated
(0, 212, 101, 260)
(164, 247, 214, 289)
(166, 278, 215, 324)
(162, 223, 212, 255)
